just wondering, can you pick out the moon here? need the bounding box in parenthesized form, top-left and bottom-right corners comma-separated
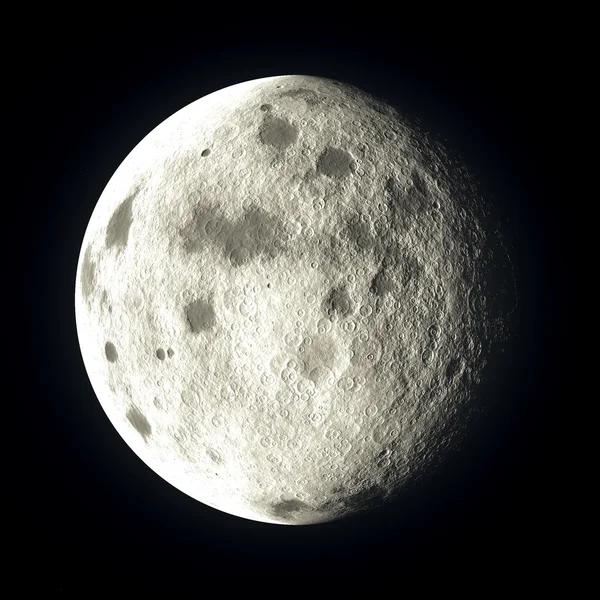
(75, 75, 516, 525)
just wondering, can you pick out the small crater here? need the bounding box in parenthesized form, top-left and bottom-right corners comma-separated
(206, 448, 223, 465)
(81, 246, 96, 302)
(201, 148, 211, 157)
(156, 348, 166, 360)
(422, 348, 433, 365)
(271, 499, 310, 520)
(259, 116, 299, 150)
(316, 147, 355, 179)
(185, 297, 216, 333)
(428, 324, 440, 339)
(105, 190, 136, 250)
(126, 406, 152, 441)
(105, 341, 118, 363)
(260, 104, 272, 112)
(167, 348, 174, 358)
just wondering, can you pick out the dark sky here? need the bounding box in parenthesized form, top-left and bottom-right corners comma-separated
(19, 24, 570, 588)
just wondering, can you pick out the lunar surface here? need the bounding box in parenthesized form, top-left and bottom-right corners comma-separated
(75, 75, 516, 525)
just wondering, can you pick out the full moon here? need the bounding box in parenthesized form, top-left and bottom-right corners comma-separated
(75, 75, 516, 525)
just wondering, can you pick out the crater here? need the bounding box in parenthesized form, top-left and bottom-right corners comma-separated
(369, 252, 422, 297)
(342, 214, 379, 254)
(446, 357, 463, 379)
(302, 336, 338, 377)
(411, 169, 429, 196)
(369, 263, 394, 297)
(100, 290, 111, 312)
(366, 99, 397, 117)
(322, 286, 353, 318)
(156, 348, 166, 360)
(384, 175, 427, 227)
(105, 341, 118, 363)
(278, 87, 322, 106)
(308, 365, 335, 390)
(316, 147, 355, 179)
(126, 406, 152, 441)
(259, 116, 299, 150)
(206, 448, 224, 465)
(81, 246, 96, 302)
(342, 483, 385, 511)
(105, 189, 137, 250)
(184, 297, 216, 333)
(270, 499, 311, 520)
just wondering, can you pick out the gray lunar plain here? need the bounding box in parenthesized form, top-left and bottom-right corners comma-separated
(75, 75, 516, 525)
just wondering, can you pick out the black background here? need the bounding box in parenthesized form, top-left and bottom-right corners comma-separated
(19, 23, 571, 587)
